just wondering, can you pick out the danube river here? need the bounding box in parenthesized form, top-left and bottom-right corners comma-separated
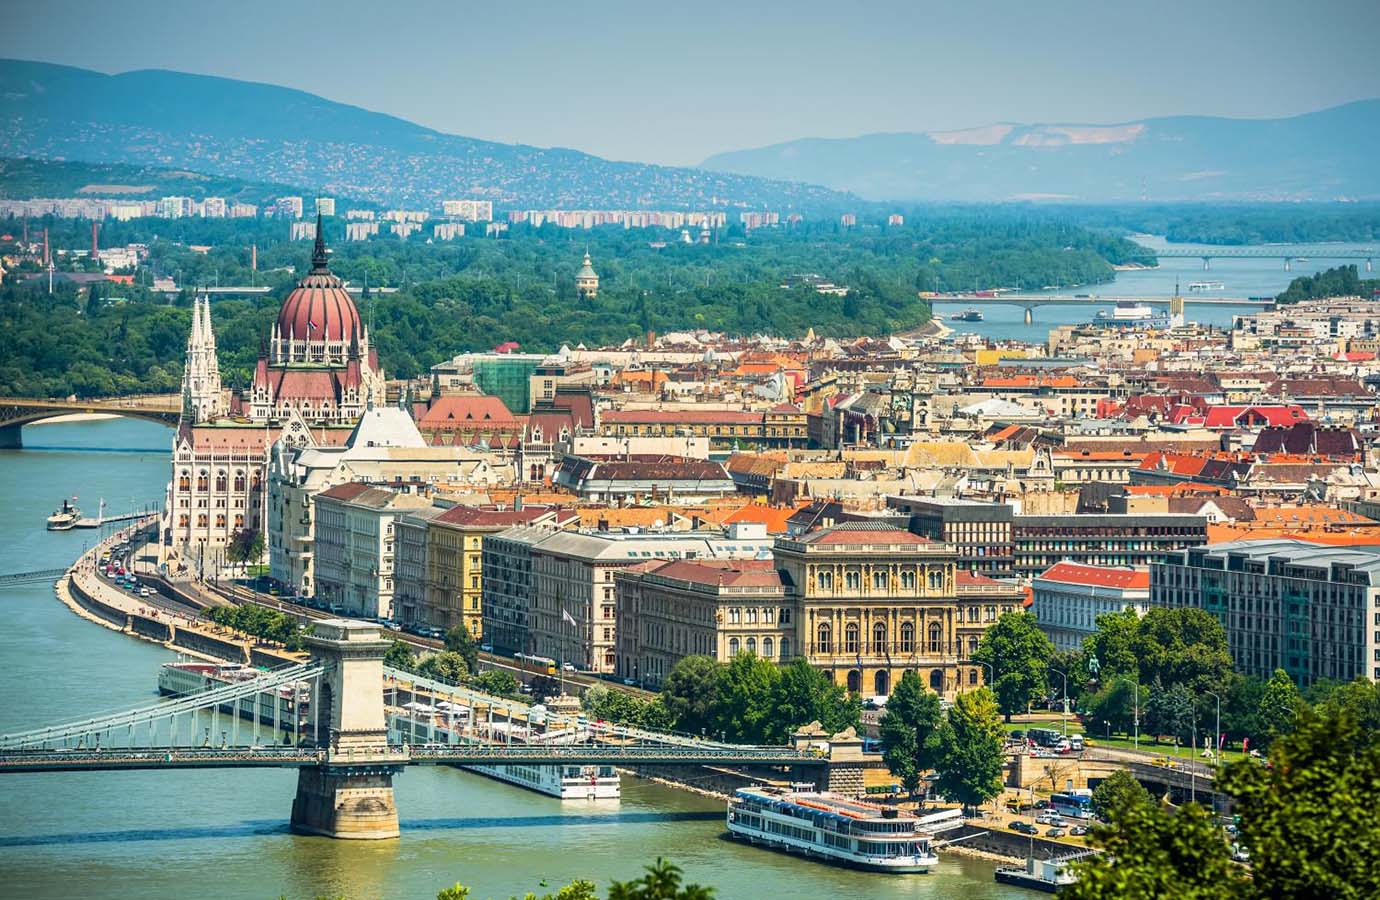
(933, 235, 1378, 342)
(0, 417, 1027, 900)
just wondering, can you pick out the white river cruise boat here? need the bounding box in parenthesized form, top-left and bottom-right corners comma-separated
(388, 707, 620, 801)
(726, 787, 940, 873)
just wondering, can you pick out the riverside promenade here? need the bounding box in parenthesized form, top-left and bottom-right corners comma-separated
(57, 522, 301, 667)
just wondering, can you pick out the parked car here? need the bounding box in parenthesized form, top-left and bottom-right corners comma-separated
(480, 643, 493, 653)
(1070, 825, 1089, 836)
(1009, 821, 1038, 835)
(1046, 827, 1067, 838)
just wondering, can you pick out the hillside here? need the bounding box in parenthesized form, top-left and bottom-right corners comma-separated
(0, 59, 855, 211)
(700, 101, 1380, 203)
(0, 157, 321, 204)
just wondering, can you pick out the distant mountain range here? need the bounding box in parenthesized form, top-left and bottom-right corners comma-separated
(701, 101, 1380, 203)
(0, 59, 854, 211)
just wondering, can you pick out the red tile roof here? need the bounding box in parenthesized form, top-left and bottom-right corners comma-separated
(800, 523, 929, 545)
(419, 395, 518, 426)
(318, 482, 374, 501)
(1037, 562, 1150, 591)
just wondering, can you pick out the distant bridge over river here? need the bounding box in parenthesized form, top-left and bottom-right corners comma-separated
(0, 395, 180, 447)
(1149, 247, 1375, 270)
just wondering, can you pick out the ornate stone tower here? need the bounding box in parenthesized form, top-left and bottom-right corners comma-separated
(290, 619, 404, 839)
(181, 294, 224, 423)
(576, 250, 599, 299)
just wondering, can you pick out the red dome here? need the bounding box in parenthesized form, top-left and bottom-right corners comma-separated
(276, 272, 361, 342)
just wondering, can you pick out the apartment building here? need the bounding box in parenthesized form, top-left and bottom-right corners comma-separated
(312, 484, 431, 619)
(1031, 562, 1151, 653)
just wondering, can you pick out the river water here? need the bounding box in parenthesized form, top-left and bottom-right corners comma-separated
(0, 417, 1024, 900)
(932, 235, 1378, 343)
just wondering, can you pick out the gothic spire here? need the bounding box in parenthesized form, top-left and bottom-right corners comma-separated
(310, 211, 329, 273)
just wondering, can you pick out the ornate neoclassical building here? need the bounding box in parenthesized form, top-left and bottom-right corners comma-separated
(164, 219, 383, 566)
(774, 522, 1021, 698)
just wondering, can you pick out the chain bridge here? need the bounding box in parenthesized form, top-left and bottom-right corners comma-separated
(0, 620, 834, 840)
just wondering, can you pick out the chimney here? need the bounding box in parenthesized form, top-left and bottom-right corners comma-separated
(251, 243, 258, 271)
(43, 228, 50, 266)
(91, 221, 100, 259)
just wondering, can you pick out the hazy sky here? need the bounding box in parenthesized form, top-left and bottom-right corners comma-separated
(5, 0, 1378, 166)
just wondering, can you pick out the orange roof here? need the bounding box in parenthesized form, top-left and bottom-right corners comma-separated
(1036, 562, 1150, 591)
(1207, 524, 1380, 546)
(418, 395, 517, 427)
(719, 502, 804, 534)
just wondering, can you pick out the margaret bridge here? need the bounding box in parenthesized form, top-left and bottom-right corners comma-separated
(0, 620, 838, 839)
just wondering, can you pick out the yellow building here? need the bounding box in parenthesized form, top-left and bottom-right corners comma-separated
(423, 505, 574, 636)
(774, 522, 1007, 698)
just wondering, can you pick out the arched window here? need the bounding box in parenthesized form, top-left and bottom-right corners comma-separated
(233, 470, 246, 492)
(728, 637, 741, 656)
(215, 470, 227, 492)
(196, 471, 208, 491)
(847, 670, 861, 693)
(817, 570, 833, 591)
(928, 623, 943, 654)
(816, 623, 831, 655)
(178, 470, 190, 491)
(196, 514, 207, 528)
(900, 622, 915, 654)
(969, 669, 979, 686)
(968, 635, 979, 657)
(215, 514, 225, 528)
(874, 670, 890, 696)
(900, 570, 916, 590)
(845, 571, 861, 591)
(928, 570, 944, 590)
(845, 623, 859, 654)
(872, 570, 888, 591)
(929, 670, 944, 692)
(762, 637, 774, 659)
(873, 622, 887, 654)
(746, 637, 757, 656)
(779, 637, 790, 659)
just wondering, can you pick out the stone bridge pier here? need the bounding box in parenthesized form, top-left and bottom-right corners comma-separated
(792, 722, 866, 797)
(290, 619, 406, 839)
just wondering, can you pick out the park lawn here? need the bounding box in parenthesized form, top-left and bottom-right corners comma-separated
(1002, 720, 1249, 765)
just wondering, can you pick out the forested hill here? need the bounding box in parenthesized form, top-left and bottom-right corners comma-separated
(0, 59, 854, 212)
(0, 214, 1147, 397)
(1276, 266, 1380, 304)
(0, 157, 318, 205)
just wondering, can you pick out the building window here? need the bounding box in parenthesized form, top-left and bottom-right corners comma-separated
(873, 622, 887, 654)
(845, 623, 859, 654)
(845, 571, 861, 591)
(779, 607, 792, 625)
(928, 623, 942, 654)
(762, 637, 774, 659)
(969, 669, 979, 686)
(729, 608, 740, 624)
(817, 623, 832, 654)
(928, 570, 943, 590)
(780, 637, 790, 659)
(817, 571, 833, 591)
(746, 637, 757, 656)
(900, 621, 915, 653)
(968, 635, 979, 657)
(872, 570, 887, 590)
(729, 637, 741, 656)
(900, 570, 916, 590)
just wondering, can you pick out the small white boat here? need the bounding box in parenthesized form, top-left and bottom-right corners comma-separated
(47, 498, 81, 531)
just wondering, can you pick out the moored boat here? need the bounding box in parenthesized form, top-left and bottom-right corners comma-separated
(46, 498, 81, 531)
(726, 786, 941, 873)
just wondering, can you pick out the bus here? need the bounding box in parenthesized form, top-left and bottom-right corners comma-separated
(514, 653, 558, 675)
(1050, 791, 1094, 820)
(1027, 727, 1062, 748)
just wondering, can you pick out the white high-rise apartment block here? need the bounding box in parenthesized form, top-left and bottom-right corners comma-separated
(316, 197, 336, 217)
(441, 199, 493, 222)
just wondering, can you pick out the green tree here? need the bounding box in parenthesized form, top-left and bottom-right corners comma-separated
(1082, 607, 1141, 682)
(472, 669, 519, 697)
(713, 652, 781, 743)
(1132, 607, 1232, 693)
(1258, 668, 1302, 738)
(444, 624, 479, 673)
(973, 611, 1053, 721)
(1082, 677, 1145, 738)
(878, 670, 944, 796)
(1089, 769, 1153, 822)
(659, 656, 721, 736)
(608, 858, 714, 900)
(1062, 800, 1248, 900)
(934, 687, 1006, 812)
(384, 639, 416, 671)
(1143, 680, 1196, 744)
(417, 651, 469, 684)
(765, 658, 859, 742)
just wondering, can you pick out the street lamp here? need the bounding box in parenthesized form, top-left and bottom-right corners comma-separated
(1048, 667, 1069, 736)
(1204, 689, 1222, 770)
(1115, 675, 1140, 751)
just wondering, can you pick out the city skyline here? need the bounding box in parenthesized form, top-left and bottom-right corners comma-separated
(3, 0, 1378, 167)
